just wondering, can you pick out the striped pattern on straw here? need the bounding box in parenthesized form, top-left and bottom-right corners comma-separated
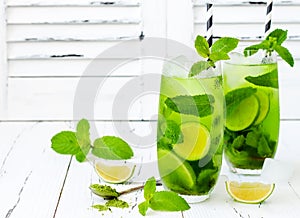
(265, 0, 273, 35)
(206, 3, 213, 47)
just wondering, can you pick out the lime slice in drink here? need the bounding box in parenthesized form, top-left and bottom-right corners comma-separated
(253, 90, 270, 125)
(225, 181, 275, 204)
(173, 122, 210, 161)
(226, 95, 259, 131)
(158, 149, 196, 189)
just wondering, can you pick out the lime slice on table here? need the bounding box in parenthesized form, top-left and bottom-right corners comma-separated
(94, 161, 135, 184)
(158, 149, 196, 190)
(173, 122, 210, 161)
(225, 181, 275, 204)
(253, 90, 270, 125)
(226, 95, 259, 131)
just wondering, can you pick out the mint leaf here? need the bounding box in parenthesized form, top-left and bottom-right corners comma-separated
(197, 168, 218, 194)
(165, 94, 215, 117)
(162, 120, 183, 144)
(195, 35, 210, 58)
(266, 29, 287, 45)
(209, 51, 230, 62)
(257, 135, 272, 157)
(138, 201, 149, 216)
(105, 199, 129, 208)
(225, 87, 257, 116)
(211, 37, 239, 54)
(144, 176, 156, 200)
(232, 135, 245, 150)
(75, 119, 91, 162)
(244, 41, 270, 57)
(92, 136, 134, 160)
(149, 191, 190, 212)
(245, 131, 260, 148)
(245, 70, 278, 88)
(51, 131, 80, 155)
(274, 45, 294, 67)
(189, 61, 210, 77)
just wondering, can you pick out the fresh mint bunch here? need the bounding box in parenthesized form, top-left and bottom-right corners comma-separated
(138, 177, 190, 216)
(189, 35, 239, 77)
(244, 29, 294, 67)
(51, 119, 134, 162)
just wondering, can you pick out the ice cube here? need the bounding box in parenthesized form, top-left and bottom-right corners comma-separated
(162, 55, 191, 78)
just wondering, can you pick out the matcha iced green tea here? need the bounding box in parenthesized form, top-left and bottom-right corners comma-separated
(157, 72, 224, 199)
(223, 57, 279, 172)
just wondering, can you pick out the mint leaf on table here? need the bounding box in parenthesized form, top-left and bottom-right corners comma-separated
(138, 177, 190, 216)
(75, 119, 91, 162)
(245, 70, 278, 88)
(225, 87, 257, 116)
(149, 191, 190, 212)
(244, 28, 294, 67)
(144, 176, 156, 200)
(51, 131, 80, 155)
(165, 94, 215, 117)
(189, 36, 239, 77)
(92, 136, 134, 160)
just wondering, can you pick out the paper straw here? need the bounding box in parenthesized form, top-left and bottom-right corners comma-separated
(206, 3, 213, 47)
(265, 0, 273, 35)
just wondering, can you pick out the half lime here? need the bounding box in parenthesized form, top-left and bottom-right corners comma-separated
(253, 90, 270, 125)
(226, 95, 259, 131)
(173, 122, 210, 161)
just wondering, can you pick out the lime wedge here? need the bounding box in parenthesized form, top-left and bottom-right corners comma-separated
(94, 161, 135, 184)
(226, 95, 259, 131)
(173, 122, 210, 161)
(253, 90, 270, 125)
(158, 149, 196, 189)
(225, 181, 275, 204)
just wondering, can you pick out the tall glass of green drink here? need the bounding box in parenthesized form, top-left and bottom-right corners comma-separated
(223, 49, 279, 174)
(157, 60, 224, 202)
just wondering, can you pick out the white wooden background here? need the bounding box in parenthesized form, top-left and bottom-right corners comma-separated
(1, 0, 300, 218)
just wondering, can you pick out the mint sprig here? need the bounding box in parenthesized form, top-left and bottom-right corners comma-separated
(50, 119, 134, 162)
(190, 36, 239, 77)
(138, 177, 190, 216)
(244, 29, 294, 67)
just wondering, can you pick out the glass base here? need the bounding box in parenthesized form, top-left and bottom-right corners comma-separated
(180, 194, 209, 204)
(229, 166, 262, 176)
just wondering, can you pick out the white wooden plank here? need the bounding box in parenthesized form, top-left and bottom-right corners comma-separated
(8, 59, 141, 77)
(7, 7, 140, 23)
(7, 0, 140, 7)
(0, 0, 7, 118)
(193, 0, 300, 6)
(7, 41, 141, 60)
(194, 23, 300, 38)
(6, 78, 146, 120)
(193, 5, 300, 23)
(7, 24, 140, 43)
(0, 122, 72, 218)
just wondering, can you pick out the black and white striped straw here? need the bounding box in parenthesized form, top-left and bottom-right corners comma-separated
(265, 0, 273, 35)
(206, 3, 213, 47)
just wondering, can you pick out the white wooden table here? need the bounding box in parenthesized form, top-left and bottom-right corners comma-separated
(1, 121, 300, 218)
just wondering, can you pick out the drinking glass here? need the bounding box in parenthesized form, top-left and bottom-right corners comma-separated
(223, 49, 279, 175)
(157, 60, 224, 203)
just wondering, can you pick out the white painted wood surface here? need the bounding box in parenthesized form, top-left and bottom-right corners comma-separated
(0, 121, 300, 218)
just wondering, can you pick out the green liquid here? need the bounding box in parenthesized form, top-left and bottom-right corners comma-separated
(223, 62, 279, 170)
(157, 75, 224, 196)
